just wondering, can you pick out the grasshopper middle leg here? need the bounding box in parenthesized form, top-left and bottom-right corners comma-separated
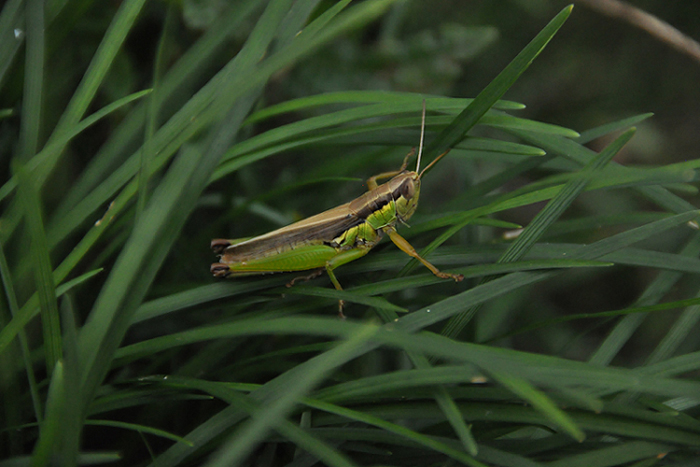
(323, 246, 373, 319)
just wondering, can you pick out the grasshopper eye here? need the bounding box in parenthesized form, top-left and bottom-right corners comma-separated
(400, 179, 415, 200)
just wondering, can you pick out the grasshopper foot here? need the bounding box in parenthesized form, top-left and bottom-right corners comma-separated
(436, 271, 464, 282)
(211, 263, 231, 278)
(211, 239, 232, 255)
(338, 300, 346, 320)
(286, 269, 324, 288)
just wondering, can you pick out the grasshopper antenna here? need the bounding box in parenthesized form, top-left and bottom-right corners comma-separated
(415, 99, 426, 173)
(417, 99, 450, 179)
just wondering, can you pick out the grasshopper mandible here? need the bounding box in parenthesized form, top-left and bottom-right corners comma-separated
(211, 102, 464, 318)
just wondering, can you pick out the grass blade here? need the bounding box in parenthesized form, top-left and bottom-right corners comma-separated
(204, 325, 379, 467)
(16, 165, 61, 374)
(17, 0, 43, 161)
(422, 6, 573, 164)
(0, 0, 24, 89)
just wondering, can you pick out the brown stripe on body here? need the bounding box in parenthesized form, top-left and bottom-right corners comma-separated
(348, 172, 412, 219)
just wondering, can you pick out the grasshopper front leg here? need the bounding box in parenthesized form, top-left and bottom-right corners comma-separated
(366, 148, 415, 190)
(384, 226, 464, 282)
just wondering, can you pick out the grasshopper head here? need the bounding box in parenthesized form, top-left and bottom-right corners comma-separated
(393, 146, 450, 223)
(393, 171, 421, 223)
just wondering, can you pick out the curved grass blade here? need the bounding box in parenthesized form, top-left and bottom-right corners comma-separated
(149, 376, 360, 467)
(0, 241, 43, 423)
(511, 129, 696, 214)
(578, 113, 654, 144)
(53, 0, 264, 218)
(422, 6, 573, 166)
(589, 231, 700, 367)
(488, 370, 585, 442)
(441, 105, 636, 342)
(203, 325, 379, 467)
(45, 0, 397, 252)
(18, 0, 44, 162)
(87, 420, 193, 446)
(0, 0, 24, 88)
(0, 268, 102, 358)
(16, 164, 61, 374)
(0, 89, 152, 204)
(303, 399, 486, 467)
(245, 90, 525, 122)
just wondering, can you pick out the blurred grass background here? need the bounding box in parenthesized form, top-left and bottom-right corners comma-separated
(1, 1, 700, 466)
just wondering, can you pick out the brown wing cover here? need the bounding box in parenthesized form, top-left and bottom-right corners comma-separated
(220, 204, 365, 261)
(219, 174, 410, 262)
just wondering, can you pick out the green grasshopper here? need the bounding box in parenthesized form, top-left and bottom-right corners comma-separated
(211, 103, 464, 317)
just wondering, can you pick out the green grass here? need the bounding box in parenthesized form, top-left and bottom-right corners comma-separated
(1, 1, 700, 466)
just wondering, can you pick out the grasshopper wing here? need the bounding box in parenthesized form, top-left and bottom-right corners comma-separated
(213, 203, 365, 262)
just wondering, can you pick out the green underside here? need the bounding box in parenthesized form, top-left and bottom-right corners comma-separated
(224, 243, 372, 274)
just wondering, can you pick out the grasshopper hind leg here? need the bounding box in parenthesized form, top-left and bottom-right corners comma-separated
(323, 246, 373, 319)
(324, 267, 347, 319)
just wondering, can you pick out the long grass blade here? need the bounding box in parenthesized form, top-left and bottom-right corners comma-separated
(589, 231, 700, 366)
(0, 269, 102, 357)
(442, 129, 636, 339)
(203, 325, 379, 467)
(0, 243, 42, 423)
(52, 0, 264, 218)
(17, 0, 43, 161)
(0, 0, 24, 89)
(16, 165, 61, 374)
(421, 6, 573, 165)
(76, 0, 298, 423)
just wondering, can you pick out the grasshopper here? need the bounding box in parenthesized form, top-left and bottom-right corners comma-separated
(211, 103, 464, 317)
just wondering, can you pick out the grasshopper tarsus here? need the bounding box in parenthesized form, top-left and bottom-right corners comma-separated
(286, 268, 324, 288)
(429, 270, 463, 283)
(399, 147, 416, 171)
(211, 239, 232, 255)
(442, 272, 464, 282)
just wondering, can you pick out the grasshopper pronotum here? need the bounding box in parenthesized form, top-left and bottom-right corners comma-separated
(211, 102, 464, 317)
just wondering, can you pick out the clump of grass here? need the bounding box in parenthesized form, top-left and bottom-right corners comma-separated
(1, 2, 699, 466)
